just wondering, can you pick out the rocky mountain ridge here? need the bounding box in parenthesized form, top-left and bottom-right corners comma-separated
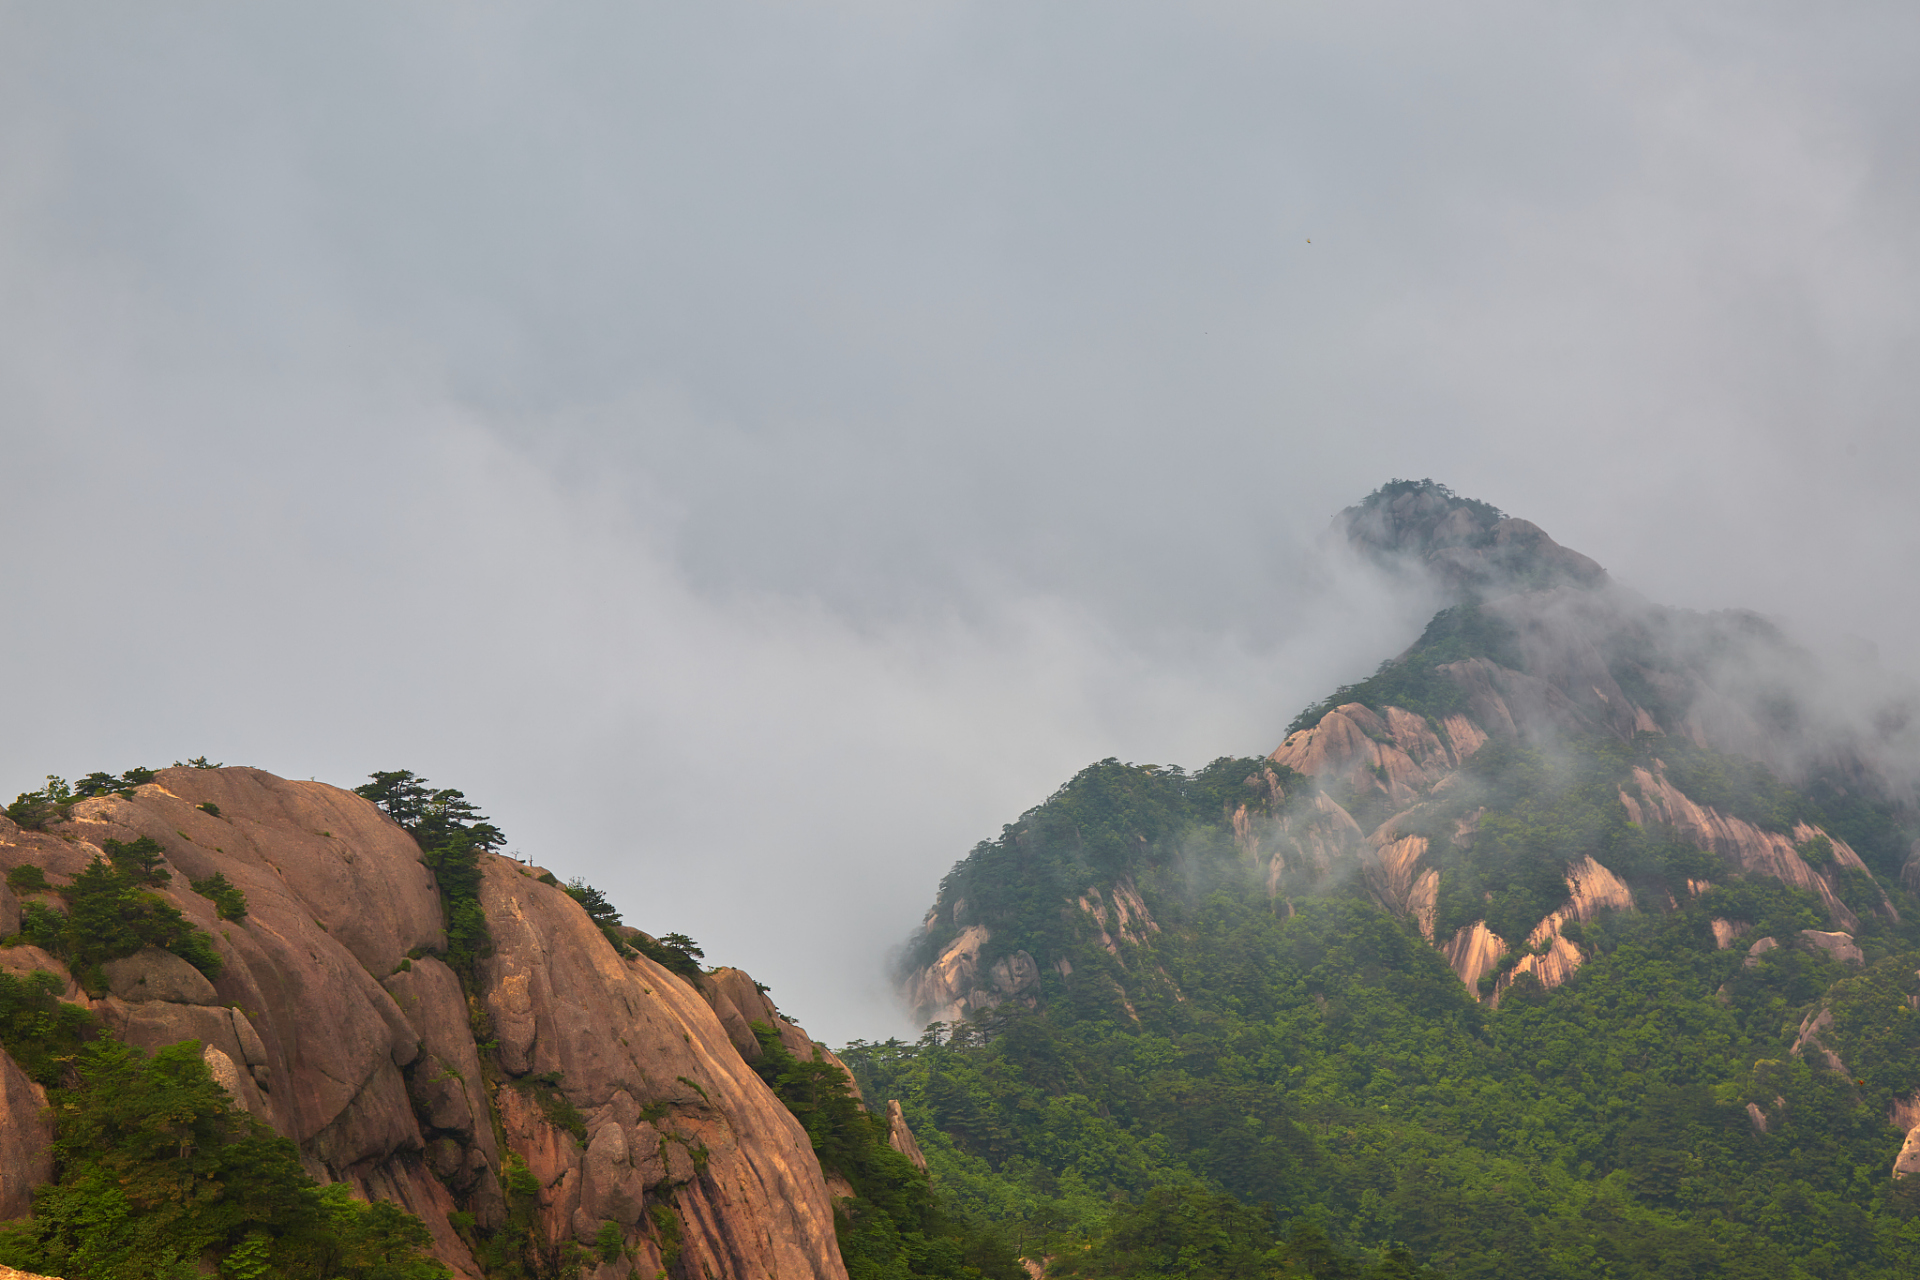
(0, 765, 890, 1279)
(898, 480, 1920, 1185)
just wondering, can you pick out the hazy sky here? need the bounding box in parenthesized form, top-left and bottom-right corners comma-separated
(4, 1, 1918, 1042)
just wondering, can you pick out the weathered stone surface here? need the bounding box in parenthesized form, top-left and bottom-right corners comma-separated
(1710, 918, 1750, 950)
(903, 924, 992, 1028)
(103, 946, 220, 1004)
(1442, 922, 1505, 992)
(0, 946, 87, 1004)
(1270, 704, 1447, 808)
(886, 1100, 928, 1172)
(111, 767, 446, 974)
(0, 1263, 63, 1280)
(1620, 766, 1869, 930)
(0, 1051, 52, 1220)
(383, 957, 498, 1168)
(697, 967, 822, 1068)
(475, 858, 847, 1280)
(230, 1008, 269, 1065)
(1893, 1093, 1920, 1179)
(1744, 936, 1780, 968)
(0, 767, 848, 1279)
(203, 1044, 243, 1100)
(1799, 930, 1865, 966)
(92, 995, 271, 1116)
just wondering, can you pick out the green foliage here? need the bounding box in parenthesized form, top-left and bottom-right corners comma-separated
(17, 853, 225, 981)
(907, 756, 1287, 978)
(6, 777, 75, 831)
(354, 770, 506, 853)
(564, 878, 636, 957)
(6, 863, 50, 894)
(20, 901, 66, 953)
(752, 1022, 1025, 1280)
(104, 835, 171, 885)
(0, 970, 98, 1086)
(62, 855, 223, 978)
(0, 1037, 449, 1280)
(8, 768, 164, 829)
(354, 771, 504, 977)
(593, 1218, 623, 1263)
(1797, 833, 1836, 867)
(190, 871, 248, 921)
(638, 931, 705, 980)
(1657, 744, 1806, 835)
(647, 1201, 683, 1269)
(197, 801, 222, 817)
(511, 1071, 588, 1143)
(73, 768, 156, 800)
(503, 1153, 541, 1199)
(854, 878, 1920, 1280)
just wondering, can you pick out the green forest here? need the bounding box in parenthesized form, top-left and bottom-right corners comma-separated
(847, 745, 1920, 1280)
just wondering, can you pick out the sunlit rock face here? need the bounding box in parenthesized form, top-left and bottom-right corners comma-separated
(0, 768, 848, 1280)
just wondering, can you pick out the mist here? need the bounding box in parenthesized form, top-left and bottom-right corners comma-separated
(3, 1, 1918, 1042)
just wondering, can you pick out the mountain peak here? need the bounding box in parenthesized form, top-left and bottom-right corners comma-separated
(1338, 478, 1607, 597)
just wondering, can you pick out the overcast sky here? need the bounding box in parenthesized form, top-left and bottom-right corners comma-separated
(3, 1, 1918, 1042)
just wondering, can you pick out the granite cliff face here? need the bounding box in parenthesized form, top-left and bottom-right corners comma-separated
(0, 767, 849, 1280)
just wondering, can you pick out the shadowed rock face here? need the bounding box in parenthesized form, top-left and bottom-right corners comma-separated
(0, 767, 848, 1280)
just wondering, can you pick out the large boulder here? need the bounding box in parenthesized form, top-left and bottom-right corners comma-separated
(102, 946, 219, 1004)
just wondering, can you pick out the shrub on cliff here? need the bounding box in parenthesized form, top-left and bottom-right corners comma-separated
(189, 871, 248, 921)
(637, 931, 705, 980)
(354, 770, 506, 976)
(7, 767, 161, 829)
(0, 1037, 449, 1280)
(565, 878, 638, 957)
(0, 970, 98, 1086)
(3, 850, 225, 982)
(63, 854, 223, 979)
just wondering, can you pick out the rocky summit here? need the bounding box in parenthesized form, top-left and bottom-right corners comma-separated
(0, 767, 873, 1280)
(883, 480, 1920, 1278)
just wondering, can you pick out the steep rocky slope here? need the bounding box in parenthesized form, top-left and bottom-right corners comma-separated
(898, 480, 1920, 1184)
(0, 767, 849, 1280)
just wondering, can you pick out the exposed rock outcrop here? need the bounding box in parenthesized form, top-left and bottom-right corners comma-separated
(0, 1052, 52, 1221)
(1892, 1093, 1920, 1180)
(0, 767, 850, 1280)
(1619, 765, 1870, 930)
(1798, 930, 1864, 966)
(1078, 880, 1159, 960)
(903, 924, 995, 1027)
(885, 1100, 928, 1173)
(1710, 918, 1750, 949)
(1442, 922, 1505, 992)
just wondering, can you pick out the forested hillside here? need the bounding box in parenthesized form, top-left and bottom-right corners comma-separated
(862, 482, 1920, 1279)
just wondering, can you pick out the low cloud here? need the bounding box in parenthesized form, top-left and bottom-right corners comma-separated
(3, 1, 1918, 1038)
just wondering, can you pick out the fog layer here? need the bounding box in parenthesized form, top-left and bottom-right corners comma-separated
(2, 1, 1917, 1040)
